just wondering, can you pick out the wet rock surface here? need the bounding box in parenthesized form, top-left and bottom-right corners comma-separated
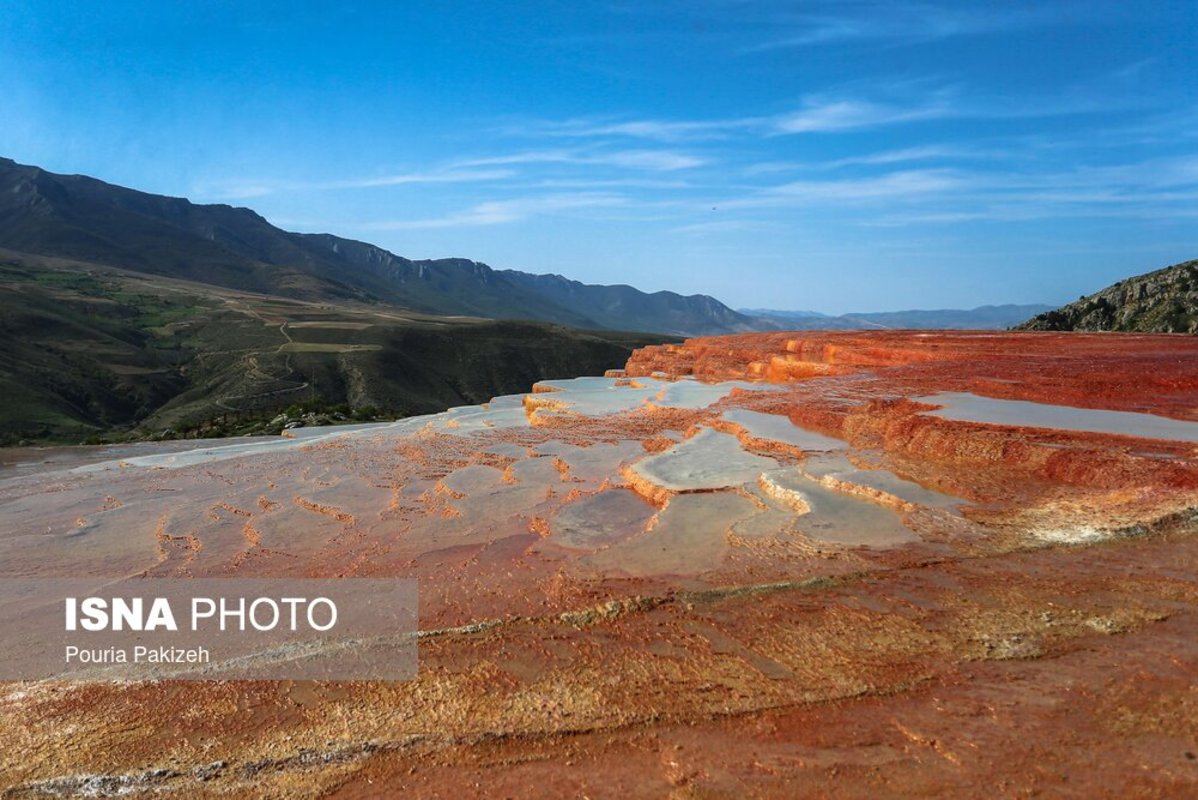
(1, 330, 1197, 797)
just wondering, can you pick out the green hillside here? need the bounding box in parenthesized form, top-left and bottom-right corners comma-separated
(0, 252, 672, 444)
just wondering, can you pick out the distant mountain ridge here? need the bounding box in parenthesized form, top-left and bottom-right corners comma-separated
(742, 304, 1054, 331)
(739, 308, 831, 321)
(1017, 259, 1198, 333)
(0, 157, 758, 336)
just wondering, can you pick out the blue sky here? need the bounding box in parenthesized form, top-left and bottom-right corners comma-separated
(1, 1, 1195, 313)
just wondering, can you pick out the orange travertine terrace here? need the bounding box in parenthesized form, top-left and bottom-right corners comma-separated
(2, 330, 1197, 797)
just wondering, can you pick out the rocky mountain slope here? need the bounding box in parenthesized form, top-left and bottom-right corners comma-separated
(0, 157, 757, 336)
(1018, 258, 1198, 333)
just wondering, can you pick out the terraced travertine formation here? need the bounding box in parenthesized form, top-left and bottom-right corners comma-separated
(2, 331, 1197, 797)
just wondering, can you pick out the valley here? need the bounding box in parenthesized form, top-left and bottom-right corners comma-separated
(0, 250, 671, 444)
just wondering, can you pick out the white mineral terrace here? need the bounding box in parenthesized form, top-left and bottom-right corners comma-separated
(0, 375, 973, 580)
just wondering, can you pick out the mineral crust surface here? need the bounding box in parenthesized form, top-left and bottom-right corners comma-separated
(2, 331, 1197, 798)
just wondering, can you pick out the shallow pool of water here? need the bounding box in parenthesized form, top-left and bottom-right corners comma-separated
(803, 454, 962, 510)
(630, 428, 779, 492)
(758, 469, 921, 547)
(915, 392, 1198, 443)
(721, 409, 846, 451)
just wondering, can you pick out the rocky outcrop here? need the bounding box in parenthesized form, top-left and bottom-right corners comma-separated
(1018, 258, 1198, 333)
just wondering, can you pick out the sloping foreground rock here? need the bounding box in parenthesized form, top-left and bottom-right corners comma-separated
(1, 331, 1197, 797)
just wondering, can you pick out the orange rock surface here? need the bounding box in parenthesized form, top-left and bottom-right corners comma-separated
(1, 331, 1197, 797)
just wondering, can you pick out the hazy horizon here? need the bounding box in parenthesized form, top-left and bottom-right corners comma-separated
(2, 1, 1195, 314)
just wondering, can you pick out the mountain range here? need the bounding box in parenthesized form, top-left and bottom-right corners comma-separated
(0, 157, 757, 337)
(0, 157, 1067, 336)
(742, 304, 1055, 331)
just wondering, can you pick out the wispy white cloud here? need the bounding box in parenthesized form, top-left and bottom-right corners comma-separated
(602, 149, 707, 171)
(528, 177, 695, 190)
(723, 169, 966, 209)
(669, 219, 777, 235)
(773, 97, 950, 133)
(458, 148, 706, 171)
(357, 193, 628, 230)
(823, 145, 992, 168)
(870, 204, 1198, 226)
(199, 167, 514, 200)
(841, 156, 1198, 224)
(501, 80, 1120, 148)
(744, 144, 1010, 175)
(707, 154, 1198, 227)
(747, 3, 1098, 51)
(198, 146, 705, 202)
(507, 116, 761, 142)
(331, 168, 515, 189)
